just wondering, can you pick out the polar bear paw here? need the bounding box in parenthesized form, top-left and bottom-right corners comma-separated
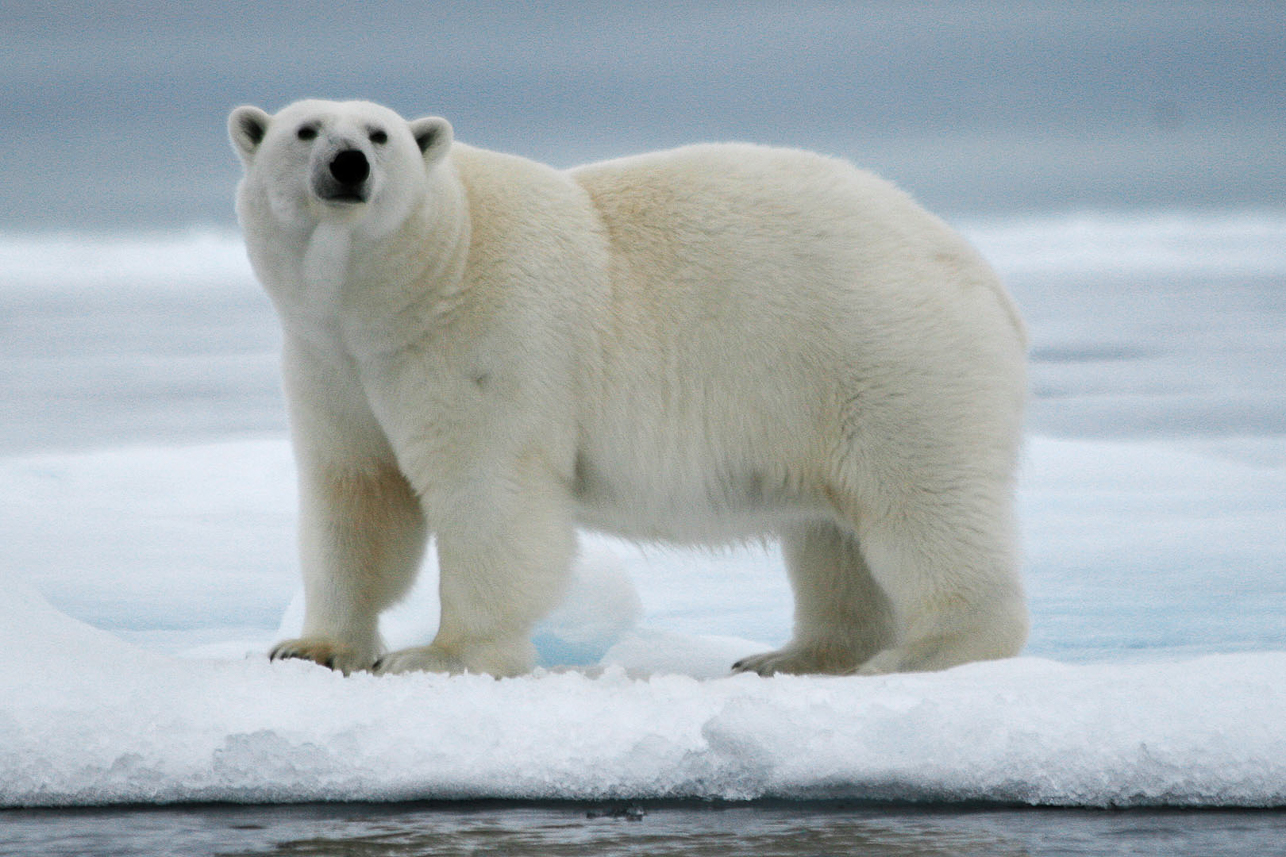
(373, 640, 535, 678)
(268, 637, 378, 676)
(372, 645, 464, 676)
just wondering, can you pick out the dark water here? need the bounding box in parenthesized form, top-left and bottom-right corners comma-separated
(3, 802, 1284, 857)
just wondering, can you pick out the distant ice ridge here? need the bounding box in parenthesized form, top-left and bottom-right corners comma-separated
(2, 209, 1286, 294)
(0, 228, 254, 295)
(1, 576, 1283, 809)
(961, 209, 1286, 277)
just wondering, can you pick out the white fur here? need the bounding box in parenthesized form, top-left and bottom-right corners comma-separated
(229, 99, 1029, 678)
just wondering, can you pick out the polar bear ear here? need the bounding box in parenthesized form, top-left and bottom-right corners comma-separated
(408, 116, 453, 165)
(228, 106, 272, 166)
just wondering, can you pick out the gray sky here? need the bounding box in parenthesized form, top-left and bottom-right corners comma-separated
(2, 1, 1283, 229)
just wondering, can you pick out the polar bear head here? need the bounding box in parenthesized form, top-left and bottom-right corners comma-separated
(228, 99, 452, 234)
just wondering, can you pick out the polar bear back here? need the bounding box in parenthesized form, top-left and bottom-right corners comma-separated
(551, 144, 1026, 541)
(570, 142, 1023, 381)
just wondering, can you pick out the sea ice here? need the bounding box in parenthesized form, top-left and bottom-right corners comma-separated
(2, 574, 1283, 808)
(2, 212, 1284, 808)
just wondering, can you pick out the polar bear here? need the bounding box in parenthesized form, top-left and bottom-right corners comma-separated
(228, 99, 1028, 679)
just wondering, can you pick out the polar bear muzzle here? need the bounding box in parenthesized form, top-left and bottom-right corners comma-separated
(315, 148, 370, 203)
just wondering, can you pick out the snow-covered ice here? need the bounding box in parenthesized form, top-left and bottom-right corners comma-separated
(2, 571, 1284, 808)
(1, 212, 1284, 808)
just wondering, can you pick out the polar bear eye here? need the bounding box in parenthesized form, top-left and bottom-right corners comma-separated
(296, 125, 318, 141)
(369, 129, 388, 145)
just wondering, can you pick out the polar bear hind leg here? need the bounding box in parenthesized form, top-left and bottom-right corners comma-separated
(733, 522, 895, 675)
(847, 491, 1028, 675)
(735, 444, 1027, 676)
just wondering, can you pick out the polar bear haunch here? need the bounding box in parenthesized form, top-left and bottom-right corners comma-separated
(229, 99, 1029, 678)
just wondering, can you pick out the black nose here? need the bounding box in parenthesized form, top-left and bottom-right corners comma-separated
(329, 149, 369, 185)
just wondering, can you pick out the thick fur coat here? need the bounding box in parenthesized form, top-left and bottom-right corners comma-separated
(229, 99, 1029, 678)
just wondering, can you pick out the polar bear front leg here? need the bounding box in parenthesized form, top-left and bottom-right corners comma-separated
(375, 462, 576, 678)
(270, 460, 427, 675)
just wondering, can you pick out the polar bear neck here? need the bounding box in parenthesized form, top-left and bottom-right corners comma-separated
(301, 221, 353, 305)
(286, 167, 471, 351)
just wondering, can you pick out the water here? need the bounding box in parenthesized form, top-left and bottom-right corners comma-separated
(4, 802, 1284, 856)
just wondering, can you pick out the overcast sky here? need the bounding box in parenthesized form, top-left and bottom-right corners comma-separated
(2, 1, 1283, 229)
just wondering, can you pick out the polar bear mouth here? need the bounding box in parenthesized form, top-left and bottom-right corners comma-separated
(321, 190, 367, 204)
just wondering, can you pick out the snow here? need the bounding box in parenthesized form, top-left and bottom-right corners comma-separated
(2, 566, 1284, 808)
(1, 212, 1284, 808)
